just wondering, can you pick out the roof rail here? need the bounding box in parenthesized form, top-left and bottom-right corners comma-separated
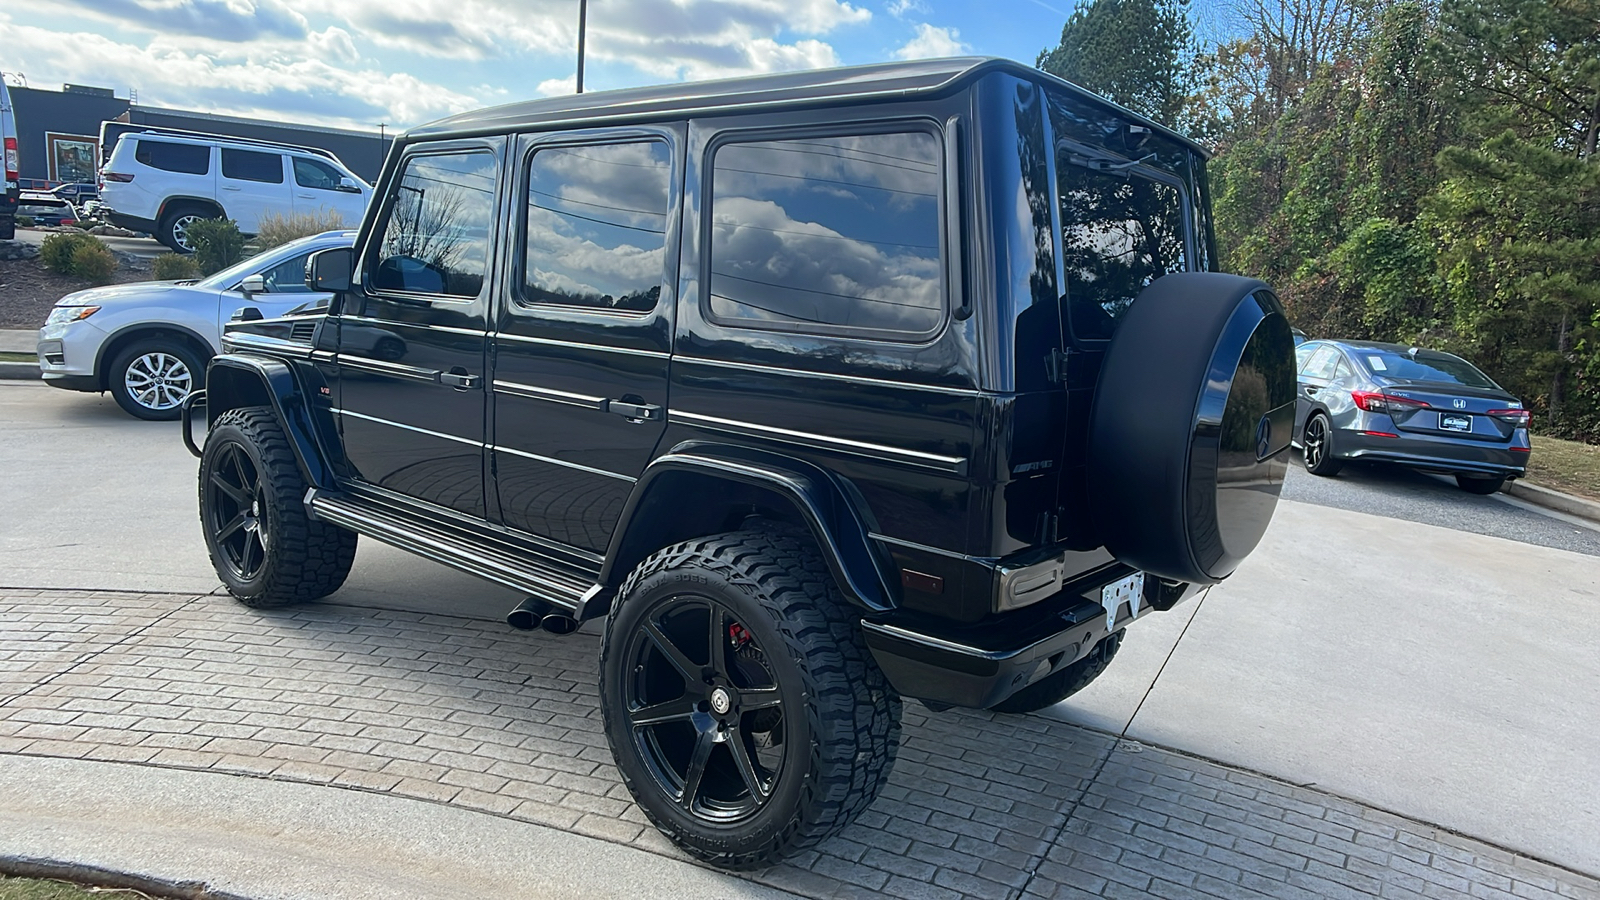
(107, 122, 340, 162)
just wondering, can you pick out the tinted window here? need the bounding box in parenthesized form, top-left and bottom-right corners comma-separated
(1333, 357, 1353, 381)
(1058, 162, 1189, 340)
(372, 151, 496, 298)
(521, 141, 669, 312)
(221, 149, 284, 184)
(256, 252, 314, 293)
(293, 157, 345, 191)
(1358, 348, 1499, 388)
(1301, 345, 1340, 380)
(135, 140, 209, 175)
(708, 132, 944, 338)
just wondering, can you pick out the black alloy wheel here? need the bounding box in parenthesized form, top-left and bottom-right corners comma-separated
(1302, 413, 1343, 476)
(600, 529, 901, 869)
(206, 439, 268, 582)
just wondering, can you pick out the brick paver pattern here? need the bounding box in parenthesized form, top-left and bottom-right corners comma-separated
(2, 589, 1596, 900)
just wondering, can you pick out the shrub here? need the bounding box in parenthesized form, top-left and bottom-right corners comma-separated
(69, 241, 117, 285)
(15, 215, 33, 227)
(255, 209, 347, 251)
(187, 218, 246, 275)
(153, 252, 202, 281)
(39, 232, 102, 274)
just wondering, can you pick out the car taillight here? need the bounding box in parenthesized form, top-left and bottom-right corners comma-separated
(1351, 390, 1429, 415)
(1487, 408, 1530, 426)
(102, 172, 134, 183)
(4, 137, 17, 180)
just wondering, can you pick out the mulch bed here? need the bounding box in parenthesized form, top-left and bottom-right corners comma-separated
(0, 242, 151, 330)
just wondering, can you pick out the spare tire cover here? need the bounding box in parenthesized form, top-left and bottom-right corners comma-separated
(1087, 273, 1296, 584)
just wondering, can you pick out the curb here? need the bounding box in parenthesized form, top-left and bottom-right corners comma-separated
(1506, 479, 1600, 525)
(0, 360, 41, 380)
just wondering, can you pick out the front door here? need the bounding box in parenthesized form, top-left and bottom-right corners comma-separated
(334, 140, 504, 518)
(489, 128, 681, 551)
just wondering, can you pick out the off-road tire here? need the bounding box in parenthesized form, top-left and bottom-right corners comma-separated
(1302, 413, 1344, 476)
(199, 406, 356, 607)
(599, 529, 901, 869)
(989, 632, 1123, 714)
(1456, 474, 1507, 495)
(108, 338, 205, 421)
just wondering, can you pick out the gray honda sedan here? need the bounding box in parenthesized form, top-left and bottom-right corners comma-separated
(1293, 340, 1531, 493)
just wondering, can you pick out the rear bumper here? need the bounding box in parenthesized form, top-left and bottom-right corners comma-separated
(862, 569, 1202, 708)
(105, 210, 158, 234)
(1336, 429, 1527, 478)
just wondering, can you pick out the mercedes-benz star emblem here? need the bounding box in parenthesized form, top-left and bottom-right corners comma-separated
(710, 688, 731, 715)
(1255, 416, 1273, 460)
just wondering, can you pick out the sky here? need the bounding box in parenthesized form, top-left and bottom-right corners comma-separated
(2, 0, 1109, 134)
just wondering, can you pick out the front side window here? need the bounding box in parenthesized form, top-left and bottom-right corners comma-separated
(1057, 161, 1189, 341)
(256, 252, 314, 293)
(294, 157, 345, 191)
(371, 151, 496, 298)
(135, 140, 209, 175)
(521, 141, 670, 312)
(708, 131, 944, 339)
(221, 149, 284, 184)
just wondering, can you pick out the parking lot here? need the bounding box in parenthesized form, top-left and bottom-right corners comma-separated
(3, 380, 1599, 898)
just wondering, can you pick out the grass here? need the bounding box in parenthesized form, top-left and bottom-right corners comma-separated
(0, 874, 149, 899)
(0, 351, 38, 363)
(1526, 434, 1600, 502)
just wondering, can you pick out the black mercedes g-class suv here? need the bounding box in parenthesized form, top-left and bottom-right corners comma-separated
(185, 57, 1294, 868)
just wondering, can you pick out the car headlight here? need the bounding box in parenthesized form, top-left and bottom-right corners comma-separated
(46, 306, 100, 326)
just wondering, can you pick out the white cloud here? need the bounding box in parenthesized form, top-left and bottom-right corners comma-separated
(893, 22, 968, 60)
(886, 0, 927, 18)
(53, 0, 312, 41)
(535, 76, 577, 97)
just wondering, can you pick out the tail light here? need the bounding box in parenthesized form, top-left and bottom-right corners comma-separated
(1487, 408, 1530, 427)
(102, 172, 135, 183)
(1351, 390, 1429, 416)
(4, 137, 17, 181)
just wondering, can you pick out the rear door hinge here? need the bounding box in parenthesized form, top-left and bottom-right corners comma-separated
(1045, 348, 1074, 384)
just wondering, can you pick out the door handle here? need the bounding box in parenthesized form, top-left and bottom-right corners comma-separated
(1304, 386, 1319, 395)
(440, 369, 481, 390)
(221, 185, 242, 191)
(605, 399, 662, 421)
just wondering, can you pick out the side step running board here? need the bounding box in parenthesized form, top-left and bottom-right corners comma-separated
(305, 488, 597, 615)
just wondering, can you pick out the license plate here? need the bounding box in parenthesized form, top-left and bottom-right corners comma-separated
(1440, 413, 1472, 432)
(1100, 572, 1145, 632)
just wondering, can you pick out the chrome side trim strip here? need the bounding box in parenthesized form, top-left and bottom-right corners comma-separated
(493, 332, 669, 358)
(492, 380, 605, 410)
(670, 411, 968, 475)
(339, 354, 440, 384)
(859, 621, 1011, 661)
(332, 408, 483, 447)
(675, 356, 982, 397)
(490, 444, 636, 482)
(221, 333, 312, 359)
(868, 532, 972, 561)
(339, 315, 486, 338)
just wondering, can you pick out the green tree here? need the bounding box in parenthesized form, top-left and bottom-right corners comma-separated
(1038, 0, 1197, 128)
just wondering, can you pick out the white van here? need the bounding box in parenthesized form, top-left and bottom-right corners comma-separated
(1, 78, 18, 240)
(98, 128, 371, 252)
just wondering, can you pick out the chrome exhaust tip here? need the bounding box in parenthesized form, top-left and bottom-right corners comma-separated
(506, 597, 551, 631)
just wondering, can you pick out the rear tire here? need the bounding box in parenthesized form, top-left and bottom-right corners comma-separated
(990, 632, 1122, 714)
(1302, 413, 1344, 476)
(108, 338, 205, 421)
(599, 529, 901, 869)
(159, 206, 212, 253)
(0, 215, 14, 240)
(199, 407, 357, 607)
(1456, 474, 1506, 495)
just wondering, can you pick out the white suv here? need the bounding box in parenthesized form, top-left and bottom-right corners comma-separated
(98, 130, 371, 252)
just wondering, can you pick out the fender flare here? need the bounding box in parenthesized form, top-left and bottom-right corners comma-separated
(204, 354, 334, 489)
(600, 443, 900, 613)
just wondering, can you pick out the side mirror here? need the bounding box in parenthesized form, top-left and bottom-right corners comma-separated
(239, 274, 265, 296)
(337, 176, 362, 194)
(307, 247, 354, 292)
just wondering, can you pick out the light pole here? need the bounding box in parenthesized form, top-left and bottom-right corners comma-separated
(576, 0, 588, 94)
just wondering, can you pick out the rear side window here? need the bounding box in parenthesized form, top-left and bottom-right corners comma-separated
(707, 131, 944, 340)
(371, 150, 496, 298)
(134, 140, 209, 175)
(1300, 345, 1340, 380)
(1057, 161, 1189, 341)
(222, 149, 284, 184)
(293, 157, 345, 191)
(521, 140, 670, 312)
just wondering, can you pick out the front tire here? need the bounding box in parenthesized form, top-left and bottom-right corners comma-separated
(989, 632, 1122, 714)
(199, 407, 357, 607)
(108, 338, 205, 421)
(599, 530, 901, 869)
(1302, 413, 1344, 476)
(1456, 474, 1507, 495)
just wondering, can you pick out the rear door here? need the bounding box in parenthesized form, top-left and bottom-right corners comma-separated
(1295, 344, 1341, 436)
(219, 148, 290, 232)
(488, 127, 680, 552)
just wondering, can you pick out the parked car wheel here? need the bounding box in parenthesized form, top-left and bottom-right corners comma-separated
(199, 407, 357, 607)
(108, 338, 205, 421)
(0, 216, 14, 240)
(599, 529, 901, 870)
(1302, 413, 1344, 476)
(1456, 474, 1507, 495)
(990, 632, 1122, 714)
(160, 207, 211, 253)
